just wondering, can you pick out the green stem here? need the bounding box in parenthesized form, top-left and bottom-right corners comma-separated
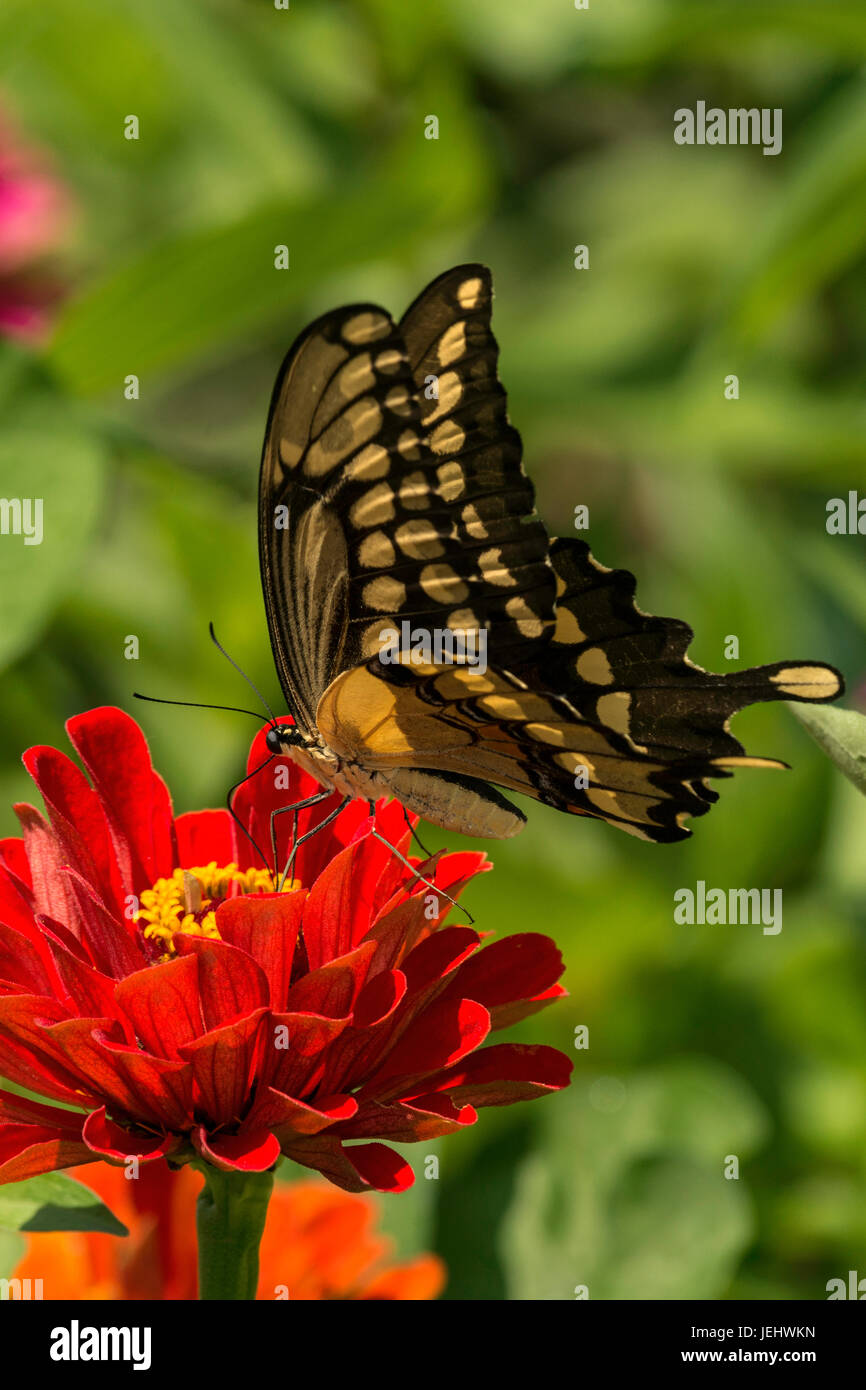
(194, 1162, 274, 1300)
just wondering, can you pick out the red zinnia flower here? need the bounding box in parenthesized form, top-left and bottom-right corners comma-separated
(0, 708, 571, 1194)
(13, 1161, 445, 1300)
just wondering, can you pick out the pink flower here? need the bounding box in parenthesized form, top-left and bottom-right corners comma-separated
(0, 107, 73, 342)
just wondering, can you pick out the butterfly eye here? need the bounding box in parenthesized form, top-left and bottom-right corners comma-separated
(265, 727, 284, 753)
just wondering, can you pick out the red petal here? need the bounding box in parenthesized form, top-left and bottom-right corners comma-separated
(114, 953, 203, 1059)
(94, 1031, 193, 1129)
(44, 1016, 185, 1127)
(63, 870, 146, 979)
(174, 809, 234, 868)
(283, 1134, 414, 1193)
(65, 706, 175, 894)
(179, 1008, 268, 1125)
(0, 836, 31, 889)
(0, 1125, 93, 1183)
(175, 936, 268, 1031)
(82, 1106, 181, 1162)
(284, 939, 377, 1018)
(266, 1011, 350, 1098)
(443, 933, 564, 1013)
(247, 1084, 356, 1138)
(337, 1093, 476, 1141)
(0, 994, 88, 1104)
(0, 920, 56, 994)
(193, 1126, 281, 1173)
(215, 891, 304, 1012)
(362, 997, 491, 1100)
(21, 743, 122, 915)
(411, 1042, 573, 1106)
(15, 803, 89, 938)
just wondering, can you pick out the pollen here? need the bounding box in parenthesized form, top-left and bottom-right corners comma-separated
(136, 862, 297, 959)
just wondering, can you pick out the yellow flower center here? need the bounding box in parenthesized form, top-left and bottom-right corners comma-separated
(136, 862, 298, 958)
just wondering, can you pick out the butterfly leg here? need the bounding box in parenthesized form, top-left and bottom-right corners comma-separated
(268, 789, 334, 884)
(402, 805, 434, 859)
(279, 794, 352, 890)
(366, 802, 473, 925)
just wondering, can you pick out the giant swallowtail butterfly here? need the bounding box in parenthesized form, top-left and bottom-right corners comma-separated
(258, 264, 843, 844)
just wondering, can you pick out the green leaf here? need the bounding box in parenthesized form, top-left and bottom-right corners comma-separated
(0, 1173, 128, 1236)
(790, 703, 866, 797)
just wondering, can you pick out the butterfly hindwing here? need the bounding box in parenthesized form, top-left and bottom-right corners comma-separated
(511, 537, 844, 764)
(316, 657, 730, 843)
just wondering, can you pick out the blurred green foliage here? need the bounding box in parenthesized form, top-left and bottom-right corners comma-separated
(1, 0, 865, 1300)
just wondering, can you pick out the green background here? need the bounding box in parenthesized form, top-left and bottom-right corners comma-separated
(1, 0, 865, 1300)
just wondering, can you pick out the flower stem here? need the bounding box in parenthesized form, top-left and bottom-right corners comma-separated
(194, 1162, 274, 1300)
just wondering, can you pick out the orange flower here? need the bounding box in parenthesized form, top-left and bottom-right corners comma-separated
(13, 1160, 444, 1300)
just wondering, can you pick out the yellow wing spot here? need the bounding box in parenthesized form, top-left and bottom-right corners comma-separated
(457, 277, 484, 310)
(395, 518, 446, 560)
(553, 608, 586, 643)
(462, 504, 489, 539)
(478, 547, 517, 587)
(399, 471, 432, 511)
(279, 435, 304, 469)
(554, 573, 567, 598)
(358, 530, 396, 568)
(553, 751, 596, 777)
(477, 692, 557, 721)
(437, 461, 465, 501)
(595, 691, 631, 736)
(350, 481, 395, 528)
(362, 575, 407, 612)
(375, 348, 403, 374)
(342, 311, 391, 344)
(576, 647, 614, 685)
(420, 563, 469, 603)
(336, 352, 375, 398)
(385, 384, 412, 416)
(359, 621, 394, 658)
(426, 371, 462, 422)
(344, 443, 390, 482)
(429, 419, 465, 455)
(397, 429, 422, 460)
(306, 399, 381, 476)
(528, 722, 567, 747)
(438, 321, 468, 366)
(446, 607, 480, 630)
(587, 787, 660, 824)
(770, 665, 842, 700)
(433, 669, 498, 698)
(505, 595, 545, 638)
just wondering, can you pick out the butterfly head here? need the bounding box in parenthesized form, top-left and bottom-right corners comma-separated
(266, 722, 304, 754)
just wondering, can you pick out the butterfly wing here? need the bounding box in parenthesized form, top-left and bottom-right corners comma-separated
(262, 265, 844, 841)
(511, 537, 844, 762)
(316, 657, 738, 843)
(259, 265, 556, 730)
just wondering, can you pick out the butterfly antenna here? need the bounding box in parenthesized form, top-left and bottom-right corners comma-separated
(133, 692, 268, 723)
(208, 622, 278, 726)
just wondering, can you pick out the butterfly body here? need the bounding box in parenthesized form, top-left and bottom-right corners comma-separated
(259, 265, 843, 844)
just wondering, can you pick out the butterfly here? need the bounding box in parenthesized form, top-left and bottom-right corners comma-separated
(258, 264, 843, 845)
